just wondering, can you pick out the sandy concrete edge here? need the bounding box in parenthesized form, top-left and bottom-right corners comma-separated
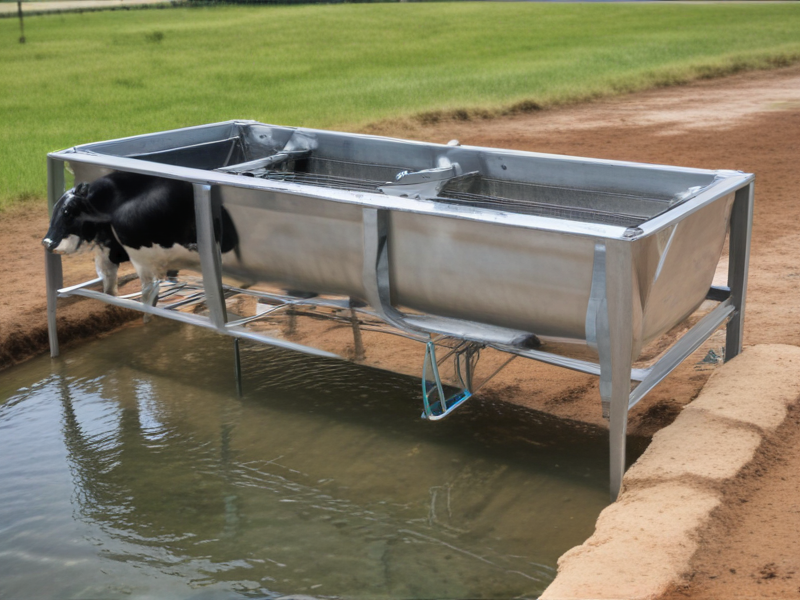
(540, 344, 800, 600)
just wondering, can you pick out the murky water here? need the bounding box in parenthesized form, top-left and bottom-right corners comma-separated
(0, 321, 626, 599)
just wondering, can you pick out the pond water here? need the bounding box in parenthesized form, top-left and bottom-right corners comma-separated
(0, 320, 630, 599)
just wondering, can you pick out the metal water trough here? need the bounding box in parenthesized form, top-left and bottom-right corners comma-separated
(44, 120, 754, 499)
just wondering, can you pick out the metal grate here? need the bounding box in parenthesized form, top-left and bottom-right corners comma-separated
(259, 171, 385, 193)
(251, 159, 670, 227)
(437, 190, 648, 227)
(304, 157, 411, 183)
(256, 157, 412, 193)
(438, 176, 673, 227)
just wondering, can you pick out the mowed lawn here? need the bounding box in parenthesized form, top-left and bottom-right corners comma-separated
(2, 3, 800, 207)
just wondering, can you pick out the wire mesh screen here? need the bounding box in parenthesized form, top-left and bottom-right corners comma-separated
(250, 160, 675, 227)
(258, 157, 411, 193)
(438, 176, 674, 227)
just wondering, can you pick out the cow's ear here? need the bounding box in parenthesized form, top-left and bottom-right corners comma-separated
(75, 182, 90, 197)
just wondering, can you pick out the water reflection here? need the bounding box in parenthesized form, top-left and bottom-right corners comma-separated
(0, 321, 622, 599)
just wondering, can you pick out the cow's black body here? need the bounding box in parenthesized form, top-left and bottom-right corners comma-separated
(107, 174, 238, 254)
(43, 172, 239, 303)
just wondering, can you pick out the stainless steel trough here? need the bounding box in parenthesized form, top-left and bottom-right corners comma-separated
(44, 120, 754, 499)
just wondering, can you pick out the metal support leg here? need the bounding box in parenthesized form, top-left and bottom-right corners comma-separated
(725, 181, 754, 362)
(45, 250, 63, 358)
(285, 308, 297, 336)
(233, 338, 243, 397)
(195, 183, 241, 394)
(350, 306, 365, 361)
(47, 156, 65, 218)
(193, 183, 228, 330)
(45, 157, 65, 358)
(586, 243, 609, 418)
(600, 241, 634, 501)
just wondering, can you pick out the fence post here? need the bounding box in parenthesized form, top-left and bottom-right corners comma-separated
(18, 1, 25, 44)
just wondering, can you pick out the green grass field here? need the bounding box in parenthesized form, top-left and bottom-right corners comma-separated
(2, 2, 800, 208)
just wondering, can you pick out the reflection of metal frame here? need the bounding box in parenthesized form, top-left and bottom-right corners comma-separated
(44, 138, 754, 500)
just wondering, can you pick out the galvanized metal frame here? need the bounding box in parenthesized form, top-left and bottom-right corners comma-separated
(44, 128, 755, 500)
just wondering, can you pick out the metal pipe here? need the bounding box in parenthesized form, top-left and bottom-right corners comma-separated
(57, 277, 103, 295)
(45, 157, 65, 358)
(61, 287, 340, 359)
(628, 300, 734, 409)
(494, 344, 649, 382)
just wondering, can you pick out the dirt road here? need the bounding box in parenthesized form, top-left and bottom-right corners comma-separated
(0, 0, 177, 16)
(3, 65, 800, 599)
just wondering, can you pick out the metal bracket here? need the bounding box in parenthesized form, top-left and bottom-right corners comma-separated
(362, 207, 428, 339)
(379, 164, 462, 199)
(216, 149, 312, 175)
(421, 341, 475, 421)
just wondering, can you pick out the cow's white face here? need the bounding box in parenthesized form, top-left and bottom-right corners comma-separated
(49, 234, 82, 255)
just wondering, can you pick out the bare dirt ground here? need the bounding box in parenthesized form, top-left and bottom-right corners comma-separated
(2, 64, 800, 598)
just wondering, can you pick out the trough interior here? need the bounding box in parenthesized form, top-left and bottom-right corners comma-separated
(84, 122, 720, 229)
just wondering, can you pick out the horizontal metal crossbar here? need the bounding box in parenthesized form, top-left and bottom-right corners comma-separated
(59, 287, 340, 359)
(58, 276, 733, 412)
(628, 298, 734, 409)
(491, 343, 650, 382)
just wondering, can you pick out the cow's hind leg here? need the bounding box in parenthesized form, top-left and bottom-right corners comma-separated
(94, 247, 119, 296)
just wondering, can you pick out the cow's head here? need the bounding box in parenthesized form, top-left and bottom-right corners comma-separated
(42, 183, 99, 254)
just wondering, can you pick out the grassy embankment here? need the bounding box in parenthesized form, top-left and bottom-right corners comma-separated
(2, 2, 800, 208)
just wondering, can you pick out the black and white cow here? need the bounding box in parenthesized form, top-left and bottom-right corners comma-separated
(43, 172, 239, 309)
(42, 177, 131, 295)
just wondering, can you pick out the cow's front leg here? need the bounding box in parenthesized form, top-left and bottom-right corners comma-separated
(94, 247, 119, 296)
(139, 274, 160, 323)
